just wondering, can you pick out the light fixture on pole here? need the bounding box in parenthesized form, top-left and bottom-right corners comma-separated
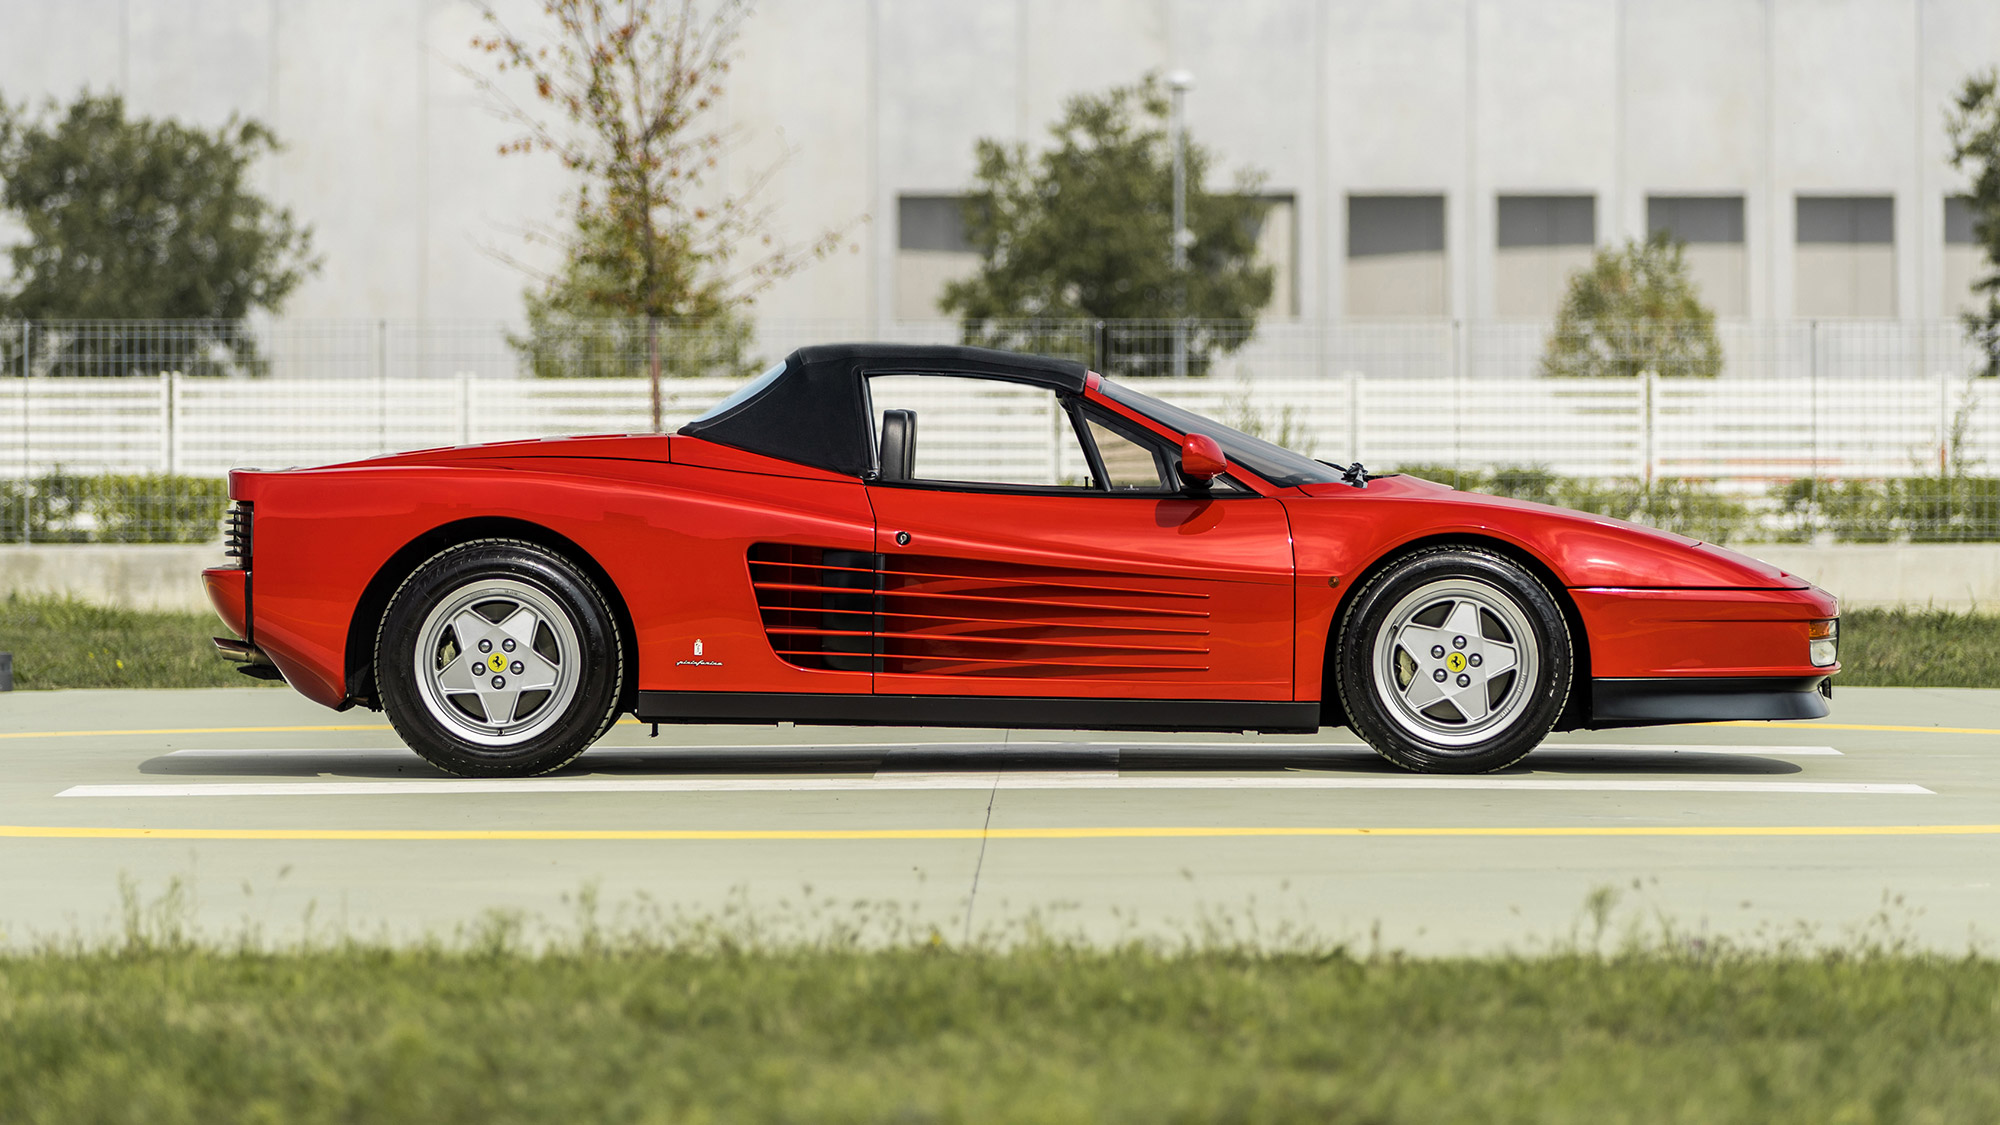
(1167, 69, 1194, 377)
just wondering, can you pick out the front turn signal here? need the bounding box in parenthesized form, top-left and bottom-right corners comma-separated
(1808, 619, 1838, 667)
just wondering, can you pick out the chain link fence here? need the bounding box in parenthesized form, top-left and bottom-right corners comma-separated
(2, 317, 1996, 544)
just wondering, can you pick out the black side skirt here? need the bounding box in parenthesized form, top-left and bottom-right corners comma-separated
(636, 692, 1321, 734)
(1588, 676, 1830, 728)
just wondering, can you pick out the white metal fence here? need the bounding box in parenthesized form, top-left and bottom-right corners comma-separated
(1, 317, 1988, 384)
(4, 370, 1992, 485)
(3, 318, 1998, 543)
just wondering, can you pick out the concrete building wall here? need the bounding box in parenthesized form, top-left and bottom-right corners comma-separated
(0, 0, 1995, 328)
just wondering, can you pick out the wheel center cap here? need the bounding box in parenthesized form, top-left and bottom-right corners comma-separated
(1445, 651, 1467, 674)
(488, 653, 507, 674)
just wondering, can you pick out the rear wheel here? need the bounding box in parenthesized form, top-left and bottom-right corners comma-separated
(375, 539, 624, 777)
(1335, 547, 1572, 773)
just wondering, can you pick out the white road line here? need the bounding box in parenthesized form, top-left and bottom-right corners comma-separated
(1539, 743, 1841, 756)
(58, 777, 1929, 798)
(161, 741, 1842, 758)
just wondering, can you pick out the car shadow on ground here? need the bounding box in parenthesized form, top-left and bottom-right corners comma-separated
(135, 741, 1805, 779)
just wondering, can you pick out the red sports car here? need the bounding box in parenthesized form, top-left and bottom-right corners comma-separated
(205, 344, 1838, 777)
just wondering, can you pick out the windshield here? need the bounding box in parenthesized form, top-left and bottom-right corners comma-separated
(686, 360, 787, 426)
(1095, 377, 1346, 488)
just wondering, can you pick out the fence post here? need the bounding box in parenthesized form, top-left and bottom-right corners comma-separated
(460, 371, 474, 446)
(648, 318, 663, 433)
(1641, 368, 1656, 495)
(1346, 369, 1361, 464)
(160, 370, 176, 475)
(1449, 320, 1463, 486)
(20, 323, 31, 545)
(1807, 319, 1820, 538)
(1939, 366, 1954, 475)
(376, 319, 389, 454)
(1048, 387, 1064, 481)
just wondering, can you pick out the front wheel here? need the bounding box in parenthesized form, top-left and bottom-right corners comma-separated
(375, 539, 625, 777)
(1335, 547, 1573, 773)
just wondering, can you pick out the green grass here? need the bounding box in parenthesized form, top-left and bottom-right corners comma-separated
(0, 593, 274, 690)
(1837, 607, 2000, 688)
(1, 596, 1994, 691)
(3, 938, 1998, 1123)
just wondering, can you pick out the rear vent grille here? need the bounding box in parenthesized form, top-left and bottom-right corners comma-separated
(748, 543, 1211, 678)
(223, 501, 253, 568)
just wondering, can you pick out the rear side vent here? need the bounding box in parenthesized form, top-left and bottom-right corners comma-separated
(224, 501, 253, 568)
(748, 542, 1212, 679)
(748, 543, 879, 672)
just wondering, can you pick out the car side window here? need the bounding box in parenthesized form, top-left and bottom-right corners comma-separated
(867, 373, 1097, 489)
(1084, 416, 1168, 490)
(1082, 406, 1251, 495)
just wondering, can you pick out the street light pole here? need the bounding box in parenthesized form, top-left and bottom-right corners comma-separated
(1168, 70, 1193, 377)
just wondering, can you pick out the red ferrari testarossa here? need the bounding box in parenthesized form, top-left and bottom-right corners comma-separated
(205, 344, 1837, 776)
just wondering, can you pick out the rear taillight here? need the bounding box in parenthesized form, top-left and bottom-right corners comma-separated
(224, 501, 253, 569)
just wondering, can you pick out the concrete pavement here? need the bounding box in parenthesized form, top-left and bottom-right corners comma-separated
(2, 685, 1998, 954)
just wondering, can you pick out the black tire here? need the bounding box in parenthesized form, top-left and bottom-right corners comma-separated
(1334, 546, 1572, 773)
(375, 538, 624, 777)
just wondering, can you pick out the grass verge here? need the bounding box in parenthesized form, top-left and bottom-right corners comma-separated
(1836, 607, 2000, 688)
(3, 936, 1997, 1123)
(0, 596, 1992, 692)
(0, 593, 273, 690)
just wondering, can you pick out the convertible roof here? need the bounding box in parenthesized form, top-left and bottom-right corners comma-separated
(678, 343, 1090, 478)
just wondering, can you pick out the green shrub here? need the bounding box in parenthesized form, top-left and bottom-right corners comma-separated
(1390, 465, 1751, 542)
(1772, 476, 2000, 543)
(0, 471, 227, 544)
(1901, 475, 2000, 543)
(85, 474, 229, 543)
(1551, 476, 1647, 522)
(1472, 464, 1554, 505)
(1384, 463, 1488, 491)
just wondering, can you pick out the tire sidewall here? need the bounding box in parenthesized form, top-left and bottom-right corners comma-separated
(376, 540, 622, 777)
(1336, 548, 1572, 773)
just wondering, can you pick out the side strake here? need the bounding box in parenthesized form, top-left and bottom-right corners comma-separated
(749, 544, 1213, 678)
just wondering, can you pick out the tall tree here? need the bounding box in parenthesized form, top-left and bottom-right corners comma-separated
(0, 93, 316, 376)
(1540, 234, 1722, 379)
(470, 0, 845, 394)
(943, 75, 1274, 377)
(1948, 68, 2000, 378)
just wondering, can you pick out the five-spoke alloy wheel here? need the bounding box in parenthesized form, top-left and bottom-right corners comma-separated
(376, 539, 624, 777)
(1336, 547, 1572, 773)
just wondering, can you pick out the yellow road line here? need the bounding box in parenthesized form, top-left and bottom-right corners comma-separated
(1711, 721, 2000, 736)
(0, 718, 667, 741)
(0, 723, 394, 740)
(3, 824, 2000, 842)
(9, 718, 1999, 741)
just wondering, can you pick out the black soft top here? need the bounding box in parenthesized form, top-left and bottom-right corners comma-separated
(678, 343, 1090, 477)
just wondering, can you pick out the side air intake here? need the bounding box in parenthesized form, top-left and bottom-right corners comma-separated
(747, 543, 1211, 678)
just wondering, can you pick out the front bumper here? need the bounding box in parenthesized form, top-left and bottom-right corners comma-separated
(1589, 675, 1830, 726)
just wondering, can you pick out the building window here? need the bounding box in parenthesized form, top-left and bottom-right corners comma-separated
(1795, 196, 1895, 317)
(1495, 195, 1595, 318)
(1648, 195, 1746, 317)
(1250, 194, 1298, 318)
(1945, 196, 1984, 319)
(1345, 194, 1446, 317)
(895, 195, 980, 321)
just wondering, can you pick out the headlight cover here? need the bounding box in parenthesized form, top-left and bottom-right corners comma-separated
(1809, 619, 1838, 667)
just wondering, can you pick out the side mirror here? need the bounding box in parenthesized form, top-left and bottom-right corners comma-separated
(1179, 433, 1228, 483)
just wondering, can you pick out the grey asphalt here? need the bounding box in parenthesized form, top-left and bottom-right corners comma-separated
(2, 685, 1997, 954)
